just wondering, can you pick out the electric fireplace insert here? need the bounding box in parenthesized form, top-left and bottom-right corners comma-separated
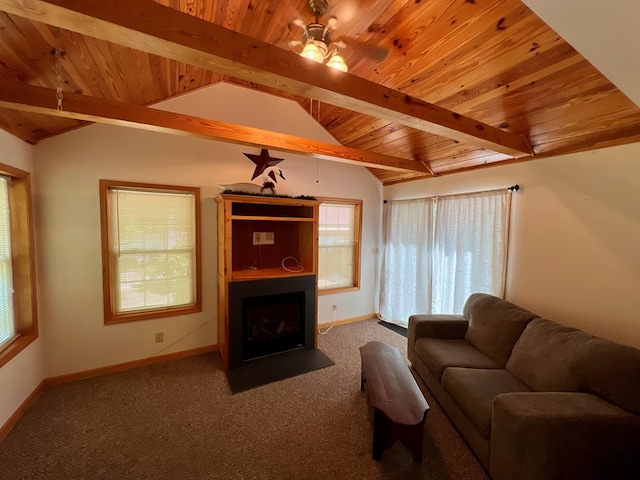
(227, 275, 316, 369)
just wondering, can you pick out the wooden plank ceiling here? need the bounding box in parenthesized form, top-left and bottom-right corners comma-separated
(0, 0, 638, 184)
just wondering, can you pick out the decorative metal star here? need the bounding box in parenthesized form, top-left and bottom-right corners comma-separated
(244, 149, 284, 181)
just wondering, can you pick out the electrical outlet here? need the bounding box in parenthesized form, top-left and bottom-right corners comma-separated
(253, 231, 275, 245)
(332, 305, 338, 321)
(155, 332, 164, 343)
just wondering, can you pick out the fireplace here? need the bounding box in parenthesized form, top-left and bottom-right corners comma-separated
(227, 275, 316, 369)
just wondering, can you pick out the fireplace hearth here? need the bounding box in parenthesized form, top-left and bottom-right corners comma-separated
(227, 275, 316, 369)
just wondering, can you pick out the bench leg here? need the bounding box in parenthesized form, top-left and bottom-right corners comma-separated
(372, 408, 392, 460)
(373, 413, 426, 463)
(402, 421, 425, 463)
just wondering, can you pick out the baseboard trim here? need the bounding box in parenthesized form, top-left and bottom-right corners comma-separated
(317, 313, 377, 330)
(44, 345, 218, 386)
(0, 380, 45, 443)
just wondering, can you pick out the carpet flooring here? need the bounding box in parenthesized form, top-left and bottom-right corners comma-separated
(0, 319, 489, 479)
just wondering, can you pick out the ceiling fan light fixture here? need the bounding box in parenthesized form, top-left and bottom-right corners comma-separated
(300, 41, 324, 63)
(292, 1, 349, 72)
(326, 52, 348, 72)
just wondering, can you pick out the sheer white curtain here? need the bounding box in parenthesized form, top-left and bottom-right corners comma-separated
(379, 197, 434, 326)
(378, 189, 511, 326)
(431, 190, 510, 314)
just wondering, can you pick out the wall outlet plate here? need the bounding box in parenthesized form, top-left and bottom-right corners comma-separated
(253, 232, 274, 245)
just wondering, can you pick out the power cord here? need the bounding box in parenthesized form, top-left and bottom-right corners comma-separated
(243, 245, 265, 270)
(282, 256, 304, 273)
(318, 325, 334, 335)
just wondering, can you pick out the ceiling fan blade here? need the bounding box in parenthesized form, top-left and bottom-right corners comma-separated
(288, 39, 303, 48)
(342, 38, 389, 62)
(292, 18, 306, 29)
(326, 16, 338, 30)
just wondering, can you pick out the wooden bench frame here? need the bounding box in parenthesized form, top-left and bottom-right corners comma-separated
(359, 341, 429, 462)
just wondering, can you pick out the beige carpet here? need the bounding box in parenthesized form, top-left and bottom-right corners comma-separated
(0, 319, 489, 479)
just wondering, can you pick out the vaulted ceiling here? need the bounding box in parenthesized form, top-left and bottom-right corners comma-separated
(0, 0, 638, 185)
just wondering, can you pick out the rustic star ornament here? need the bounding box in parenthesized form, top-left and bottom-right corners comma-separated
(244, 149, 284, 181)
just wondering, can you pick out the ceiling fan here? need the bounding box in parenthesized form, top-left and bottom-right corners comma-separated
(288, 0, 388, 72)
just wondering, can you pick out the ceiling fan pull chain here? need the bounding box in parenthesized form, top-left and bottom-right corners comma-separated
(54, 27, 64, 111)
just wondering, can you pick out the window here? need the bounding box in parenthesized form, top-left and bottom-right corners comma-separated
(379, 189, 511, 326)
(0, 163, 38, 368)
(317, 199, 362, 294)
(0, 177, 15, 350)
(100, 180, 201, 324)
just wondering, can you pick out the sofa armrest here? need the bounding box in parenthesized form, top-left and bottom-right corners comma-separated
(490, 392, 640, 480)
(408, 314, 468, 340)
(408, 314, 468, 365)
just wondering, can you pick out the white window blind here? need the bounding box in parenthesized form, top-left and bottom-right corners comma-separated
(0, 176, 16, 349)
(108, 188, 196, 314)
(318, 202, 356, 290)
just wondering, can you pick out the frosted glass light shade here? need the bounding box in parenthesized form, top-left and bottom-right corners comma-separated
(300, 42, 324, 63)
(326, 53, 348, 72)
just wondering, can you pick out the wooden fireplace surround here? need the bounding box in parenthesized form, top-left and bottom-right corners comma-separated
(215, 193, 319, 370)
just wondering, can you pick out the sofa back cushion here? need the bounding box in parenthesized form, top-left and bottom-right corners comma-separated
(507, 318, 640, 415)
(506, 318, 586, 392)
(463, 293, 539, 366)
(581, 336, 640, 416)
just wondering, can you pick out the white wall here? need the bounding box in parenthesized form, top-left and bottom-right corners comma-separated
(385, 143, 640, 348)
(34, 83, 382, 377)
(0, 130, 44, 429)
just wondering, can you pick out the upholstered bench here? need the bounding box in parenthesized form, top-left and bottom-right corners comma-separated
(359, 341, 429, 462)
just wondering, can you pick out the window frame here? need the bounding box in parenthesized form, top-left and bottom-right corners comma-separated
(317, 197, 362, 295)
(0, 163, 38, 369)
(99, 180, 202, 324)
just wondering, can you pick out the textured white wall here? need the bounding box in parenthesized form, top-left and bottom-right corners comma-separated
(385, 143, 640, 348)
(33, 83, 382, 377)
(0, 130, 44, 429)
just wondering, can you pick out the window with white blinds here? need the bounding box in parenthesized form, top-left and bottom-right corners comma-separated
(100, 181, 201, 323)
(318, 200, 362, 293)
(0, 163, 37, 367)
(0, 176, 16, 350)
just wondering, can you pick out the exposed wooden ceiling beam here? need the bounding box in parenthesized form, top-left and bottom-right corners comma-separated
(0, 82, 427, 173)
(0, 0, 533, 158)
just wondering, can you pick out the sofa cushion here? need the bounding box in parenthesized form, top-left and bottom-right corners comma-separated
(506, 318, 587, 392)
(442, 368, 530, 439)
(581, 335, 640, 416)
(463, 293, 539, 366)
(414, 337, 500, 381)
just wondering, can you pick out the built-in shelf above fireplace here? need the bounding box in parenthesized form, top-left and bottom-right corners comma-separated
(215, 194, 320, 370)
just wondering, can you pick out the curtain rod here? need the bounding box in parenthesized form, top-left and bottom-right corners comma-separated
(383, 184, 521, 203)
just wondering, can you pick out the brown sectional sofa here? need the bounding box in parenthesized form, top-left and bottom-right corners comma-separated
(408, 293, 640, 480)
